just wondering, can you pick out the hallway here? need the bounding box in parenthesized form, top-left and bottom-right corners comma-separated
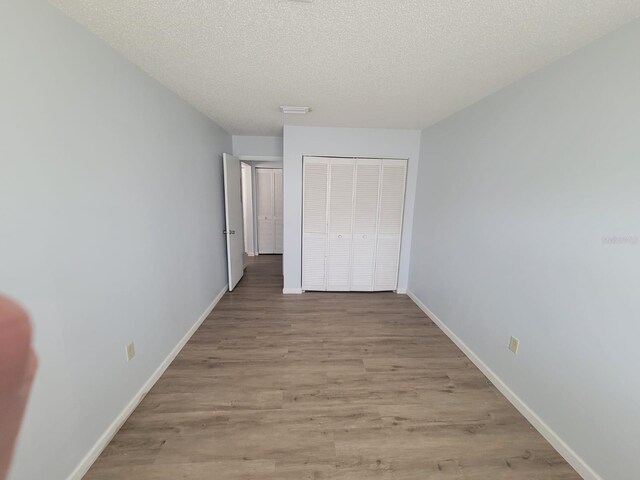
(85, 256, 578, 479)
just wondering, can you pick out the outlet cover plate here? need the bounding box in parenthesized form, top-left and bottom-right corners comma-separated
(126, 342, 136, 361)
(508, 336, 519, 354)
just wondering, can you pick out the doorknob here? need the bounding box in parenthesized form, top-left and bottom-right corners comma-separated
(223, 230, 236, 235)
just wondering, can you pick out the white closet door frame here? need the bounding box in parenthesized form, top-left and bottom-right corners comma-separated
(302, 156, 408, 293)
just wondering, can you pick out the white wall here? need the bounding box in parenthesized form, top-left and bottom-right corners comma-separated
(0, 1, 231, 479)
(283, 126, 421, 293)
(232, 135, 283, 158)
(409, 19, 640, 480)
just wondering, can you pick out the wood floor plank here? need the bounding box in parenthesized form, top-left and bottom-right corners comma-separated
(84, 255, 580, 479)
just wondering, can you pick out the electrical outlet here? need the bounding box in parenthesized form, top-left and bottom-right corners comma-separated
(126, 342, 136, 361)
(508, 336, 519, 354)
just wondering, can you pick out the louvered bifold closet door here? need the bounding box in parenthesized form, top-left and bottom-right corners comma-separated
(350, 159, 381, 291)
(374, 159, 407, 291)
(257, 168, 275, 254)
(326, 159, 355, 291)
(273, 169, 283, 254)
(302, 158, 330, 291)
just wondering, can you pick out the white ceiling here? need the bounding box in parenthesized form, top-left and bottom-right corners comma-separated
(50, 0, 640, 135)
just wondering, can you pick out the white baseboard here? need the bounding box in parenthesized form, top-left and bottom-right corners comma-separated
(66, 284, 228, 480)
(282, 287, 303, 294)
(396, 288, 407, 294)
(406, 290, 600, 480)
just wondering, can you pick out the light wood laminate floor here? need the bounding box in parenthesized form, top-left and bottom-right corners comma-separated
(85, 255, 580, 479)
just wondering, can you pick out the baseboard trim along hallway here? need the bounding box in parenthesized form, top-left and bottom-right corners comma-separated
(406, 290, 601, 480)
(81, 257, 581, 479)
(66, 284, 229, 480)
(282, 287, 303, 294)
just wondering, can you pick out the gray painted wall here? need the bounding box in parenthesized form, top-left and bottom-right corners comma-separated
(232, 135, 283, 157)
(0, 1, 231, 479)
(283, 126, 421, 293)
(409, 19, 640, 480)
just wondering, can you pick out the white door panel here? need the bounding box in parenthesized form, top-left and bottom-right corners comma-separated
(353, 160, 381, 235)
(302, 158, 329, 291)
(223, 153, 245, 291)
(258, 216, 276, 254)
(256, 168, 274, 254)
(350, 234, 376, 291)
(303, 159, 329, 234)
(328, 160, 355, 235)
(327, 234, 352, 291)
(256, 168, 283, 254)
(374, 234, 402, 291)
(256, 168, 273, 217)
(326, 160, 354, 291)
(303, 233, 327, 291)
(378, 160, 407, 235)
(373, 159, 406, 291)
(350, 159, 381, 290)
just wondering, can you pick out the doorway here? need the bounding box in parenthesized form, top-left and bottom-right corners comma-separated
(226, 156, 284, 291)
(301, 156, 408, 292)
(236, 158, 284, 289)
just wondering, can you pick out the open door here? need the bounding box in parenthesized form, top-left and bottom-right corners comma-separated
(223, 153, 245, 291)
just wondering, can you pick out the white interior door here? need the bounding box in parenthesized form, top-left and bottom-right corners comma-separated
(256, 168, 275, 254)
(302, 158, 329, 291)
(351, 159, 381, 291)
(326, 159, 355, 291)
(256, 168, 283, 254)
(374, 159, 407, 291)
(223, 153, 245, 291)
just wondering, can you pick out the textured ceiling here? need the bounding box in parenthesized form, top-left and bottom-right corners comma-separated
(50, 0, 640, 135)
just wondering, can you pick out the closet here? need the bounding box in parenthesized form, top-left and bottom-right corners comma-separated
(302, 156, 407, 292)
(256, 168, 283, 254)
